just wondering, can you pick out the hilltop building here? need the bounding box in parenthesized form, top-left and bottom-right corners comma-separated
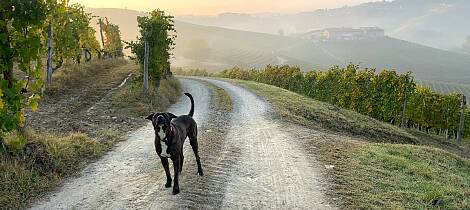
(301, 27, 385, 41)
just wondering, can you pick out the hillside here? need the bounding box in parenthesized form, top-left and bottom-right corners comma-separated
(86, 7, 470, 84)
(177, 0, 470, 51)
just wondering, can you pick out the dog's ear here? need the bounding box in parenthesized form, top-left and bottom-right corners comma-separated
(167, 112, 177, 119)
(146, 113, 155, 121)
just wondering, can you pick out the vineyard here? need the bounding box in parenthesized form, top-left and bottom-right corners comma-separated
(217, 65, 469, 139)
(0, 0, 126, 139)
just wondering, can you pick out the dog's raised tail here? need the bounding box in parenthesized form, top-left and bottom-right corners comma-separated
(184, 93, 194, 117)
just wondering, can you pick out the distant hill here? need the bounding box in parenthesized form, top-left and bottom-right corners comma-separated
(86, 7, 470, 84)
(177, 0, 470, 51)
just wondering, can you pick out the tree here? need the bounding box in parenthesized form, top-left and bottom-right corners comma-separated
(126, 9, 176, 83)
(102, 18, 123, 57)
(1, 0, 47, 137)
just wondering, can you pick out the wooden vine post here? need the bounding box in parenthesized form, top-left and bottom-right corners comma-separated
(457, 94, 466, 143)
(99, 18, 105, 49)
(46, 24, 53, 85)
(401, 90, 407, 127)
(143, 41, 149, 95)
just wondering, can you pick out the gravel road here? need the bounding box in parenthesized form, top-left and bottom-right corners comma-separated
(30, 78, 333, 209)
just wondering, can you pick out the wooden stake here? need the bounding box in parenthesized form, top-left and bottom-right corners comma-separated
(46, 25, 53, 85)
(401, 90, 407, 127)
(143, 41, 149, 95)
(457, 95, 466, 143)
(99, 18, 105, 49)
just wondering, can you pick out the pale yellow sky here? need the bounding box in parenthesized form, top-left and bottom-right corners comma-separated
(70, 0, 380, 15)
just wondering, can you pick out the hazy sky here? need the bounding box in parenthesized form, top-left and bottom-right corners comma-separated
(70, 0, 380, 15)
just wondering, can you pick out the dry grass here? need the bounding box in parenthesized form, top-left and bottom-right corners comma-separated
(112, 76, 182, 117)
(191, 78, 233, 112)
(48, 59, 128, 92)
(0, 131, 110, 209)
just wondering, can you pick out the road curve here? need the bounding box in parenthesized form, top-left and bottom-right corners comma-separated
(30, 78, 333, 209)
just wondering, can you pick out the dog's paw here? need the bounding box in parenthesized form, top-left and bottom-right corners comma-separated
(165, 182, 172, 188)
(198, 170, 204, 176)
(172, 187, 180, 195)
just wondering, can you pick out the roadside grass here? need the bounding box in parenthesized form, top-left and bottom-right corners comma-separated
(225, 78, 417, 144)
(0, 131, 111, 209)
(48, 58, 128, 92)
(317, 140, 470, 209)
(112, 76, 182, 117)
(220, 78, 469, 209)
(190, 78, 233, 112)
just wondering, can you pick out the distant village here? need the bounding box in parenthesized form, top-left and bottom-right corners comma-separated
(299, 27, 385, 41)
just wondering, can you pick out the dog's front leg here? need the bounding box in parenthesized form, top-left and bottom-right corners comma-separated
(161, 158, 172, 188)
(171, 157, 180, 195)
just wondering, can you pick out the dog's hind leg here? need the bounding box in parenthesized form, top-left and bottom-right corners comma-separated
(189, 130, 203, 176)
(179, 153, 184, 173)
(161, 158, 172, 188)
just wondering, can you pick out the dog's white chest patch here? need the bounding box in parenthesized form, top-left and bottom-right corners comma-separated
(160, 142, 171, 157)
(158, 125, 171, 157)
(158, 128, 165, 140)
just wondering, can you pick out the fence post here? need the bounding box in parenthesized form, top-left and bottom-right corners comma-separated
(46, 24, 53, 85)
(401, 90, 407, 127)
(99, 18, 105, 49)
(457, 95, 466, 143)
(143, 41, 149, 95)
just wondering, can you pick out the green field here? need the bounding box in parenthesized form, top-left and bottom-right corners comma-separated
(420, 80, 470, 98)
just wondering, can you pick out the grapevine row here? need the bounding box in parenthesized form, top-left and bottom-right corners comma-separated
(1, 0, 123, 137)
(218, 64, 468, 139)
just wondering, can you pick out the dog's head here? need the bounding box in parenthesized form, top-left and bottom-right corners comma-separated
(146, 112, 177, 157)
(146, 112, 177, 139)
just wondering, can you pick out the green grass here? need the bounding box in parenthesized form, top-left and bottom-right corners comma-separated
(224, 78, 417, 144)
(0, 131, 111, 209)
(325, 141, 470, 209)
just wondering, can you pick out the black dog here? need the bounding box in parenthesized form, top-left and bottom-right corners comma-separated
(146, 93, 203, 195)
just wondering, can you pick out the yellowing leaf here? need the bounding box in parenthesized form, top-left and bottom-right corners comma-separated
(30, 100, 38, 112)
(18, 112, 26, 127)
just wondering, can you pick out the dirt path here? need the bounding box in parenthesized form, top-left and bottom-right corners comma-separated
(30, 78, 333, 209)
(201, 79, 333, 209)
(30, 79, 212, 209)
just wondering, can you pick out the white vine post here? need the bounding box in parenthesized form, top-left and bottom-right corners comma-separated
(457, 94, 466, 143)
(143, 41, 149, 95)
(46, 24, 53, 85)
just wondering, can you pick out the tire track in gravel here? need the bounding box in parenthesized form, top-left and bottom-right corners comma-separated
(200, 78, 334, 209)
(30, 79, 222, 210)
(30, 77, 334, 209)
